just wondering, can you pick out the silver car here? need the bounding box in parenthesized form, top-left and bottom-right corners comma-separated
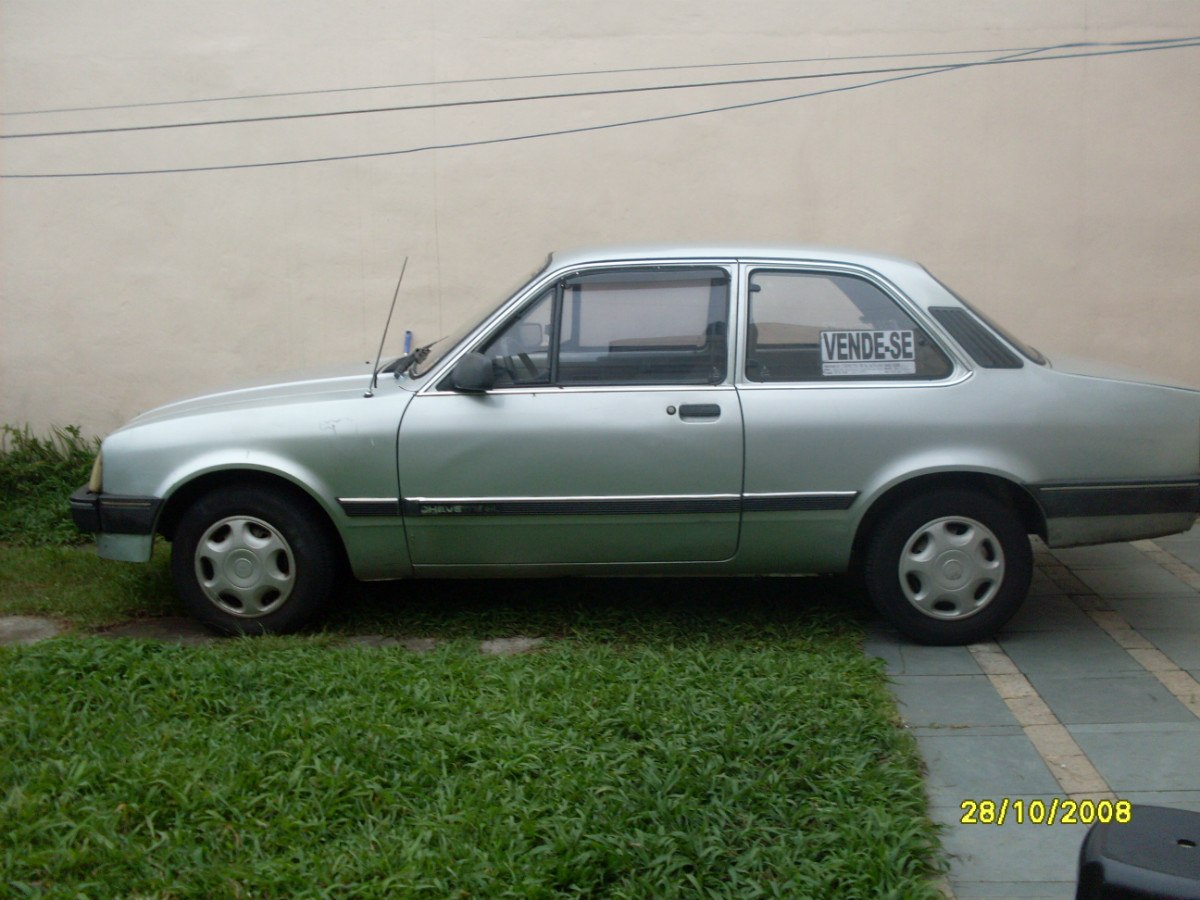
(71, 246, 1200, 644)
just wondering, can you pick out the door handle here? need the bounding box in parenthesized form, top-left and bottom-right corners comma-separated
(678, 403, 721, 420)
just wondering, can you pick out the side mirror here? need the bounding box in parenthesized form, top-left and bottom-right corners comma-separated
(451, 353, 494, 393)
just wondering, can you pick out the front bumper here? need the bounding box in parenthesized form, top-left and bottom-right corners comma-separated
(69, 485, 162, 535)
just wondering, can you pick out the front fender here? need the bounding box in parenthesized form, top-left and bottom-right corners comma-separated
(98, 391, 414, 579)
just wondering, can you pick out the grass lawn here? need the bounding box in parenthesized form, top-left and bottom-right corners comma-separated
(1, 544, 942, 897)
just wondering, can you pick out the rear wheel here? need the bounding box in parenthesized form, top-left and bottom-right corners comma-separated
(863, 490, 1032, 645)
(170, 486, 339, 635)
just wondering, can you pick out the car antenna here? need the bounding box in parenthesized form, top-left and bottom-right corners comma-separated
(364, 256, 408, 398)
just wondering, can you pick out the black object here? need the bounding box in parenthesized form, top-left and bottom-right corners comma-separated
(1077, 805, 1200, 899)
(70, 486, 161, 535)
(928, 306, 1024, 369)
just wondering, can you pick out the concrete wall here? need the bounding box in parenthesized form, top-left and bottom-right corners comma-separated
(3, 1, 1199, 435)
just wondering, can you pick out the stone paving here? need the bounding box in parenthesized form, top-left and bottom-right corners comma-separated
(867, 524, 1200, 898)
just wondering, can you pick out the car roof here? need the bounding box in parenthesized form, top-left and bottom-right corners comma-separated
(548, 244, 920, 272)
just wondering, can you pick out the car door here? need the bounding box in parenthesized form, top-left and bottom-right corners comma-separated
(396, 264, 744, 568)
(735, 263, 961, 572)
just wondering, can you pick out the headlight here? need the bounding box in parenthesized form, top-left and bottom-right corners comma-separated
(88, 452, 103, 493)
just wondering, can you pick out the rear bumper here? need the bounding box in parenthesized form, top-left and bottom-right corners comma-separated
(1032, 478, 1200, 547)
(1033, 479, 1200, 519)
(69, 485, 162, 535)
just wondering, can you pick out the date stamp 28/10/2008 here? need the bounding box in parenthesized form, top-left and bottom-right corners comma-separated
(960, 798, 1133, 827)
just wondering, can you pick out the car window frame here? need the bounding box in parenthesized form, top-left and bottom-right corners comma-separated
(734, 261, 966, 390)
(553, 266, 731, 388)
(423, 260, 738, 394)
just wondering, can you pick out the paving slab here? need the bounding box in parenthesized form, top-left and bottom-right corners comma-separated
(1106, 595, 1200, 630)
(1120, 790, 1200, 814)
(889, 675, 1019, 728)
(1075, 564, 1195, 597)
(916, 733, 1060, 804)
(0, 615, 61, 645)
(1158, 541, 1200, 570)
(1154, 523, 1200, 558)
(1006, 594, 1094, 632)
(480, 636, 545, 655)
(1049, 543, 1150, 569)
(997, 628, 1141, 676)
(1027, 569, 1066, 598)
(892, 643, 981, 676)
(1067, 723, 1200, 793)
(932, 810, 1088, 895)
(950, 882, 1077, 898)
(1026, 673, 1196, 725)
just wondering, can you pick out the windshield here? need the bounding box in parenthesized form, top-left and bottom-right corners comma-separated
(408, 254, 553, 378)
(925, 269, 1047, 365)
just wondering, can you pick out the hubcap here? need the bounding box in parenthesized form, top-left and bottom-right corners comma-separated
(898, 515, 1005, 620)
(194, 515, 295, 617)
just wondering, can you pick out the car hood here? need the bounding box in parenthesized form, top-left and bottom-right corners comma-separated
(122, 361, 384, 428)
(1049, 355, 1200, 393)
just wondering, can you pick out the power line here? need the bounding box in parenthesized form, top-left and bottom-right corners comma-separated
(3, 39, 1197, 180)
(4, 36, 1197, 140)
(0, 61, 1064, 140)
(0, 44, 1055, 118)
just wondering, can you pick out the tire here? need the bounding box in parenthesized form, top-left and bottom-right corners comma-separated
(170, 485, 340, 635)
(863, 489, 1032, 645)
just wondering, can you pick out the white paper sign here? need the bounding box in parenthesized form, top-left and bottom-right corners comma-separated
(820, 330, 916, 376)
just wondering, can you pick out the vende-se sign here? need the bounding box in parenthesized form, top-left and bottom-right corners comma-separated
(821, 329, 916, 376)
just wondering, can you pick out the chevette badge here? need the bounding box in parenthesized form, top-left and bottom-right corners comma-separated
(420, 504, 465, 516)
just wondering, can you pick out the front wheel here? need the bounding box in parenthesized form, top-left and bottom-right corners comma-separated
(171, 486, 340, 635)
(863, 490, 1032, 645)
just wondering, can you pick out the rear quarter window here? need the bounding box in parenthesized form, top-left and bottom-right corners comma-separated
(745, 270, 953, 382)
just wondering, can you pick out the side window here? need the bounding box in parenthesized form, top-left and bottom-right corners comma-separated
(478, 288, 554, 387)
(745, 271, 952, 382)
(557, 268, 729, 385)
(477, 267, 730, 388)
